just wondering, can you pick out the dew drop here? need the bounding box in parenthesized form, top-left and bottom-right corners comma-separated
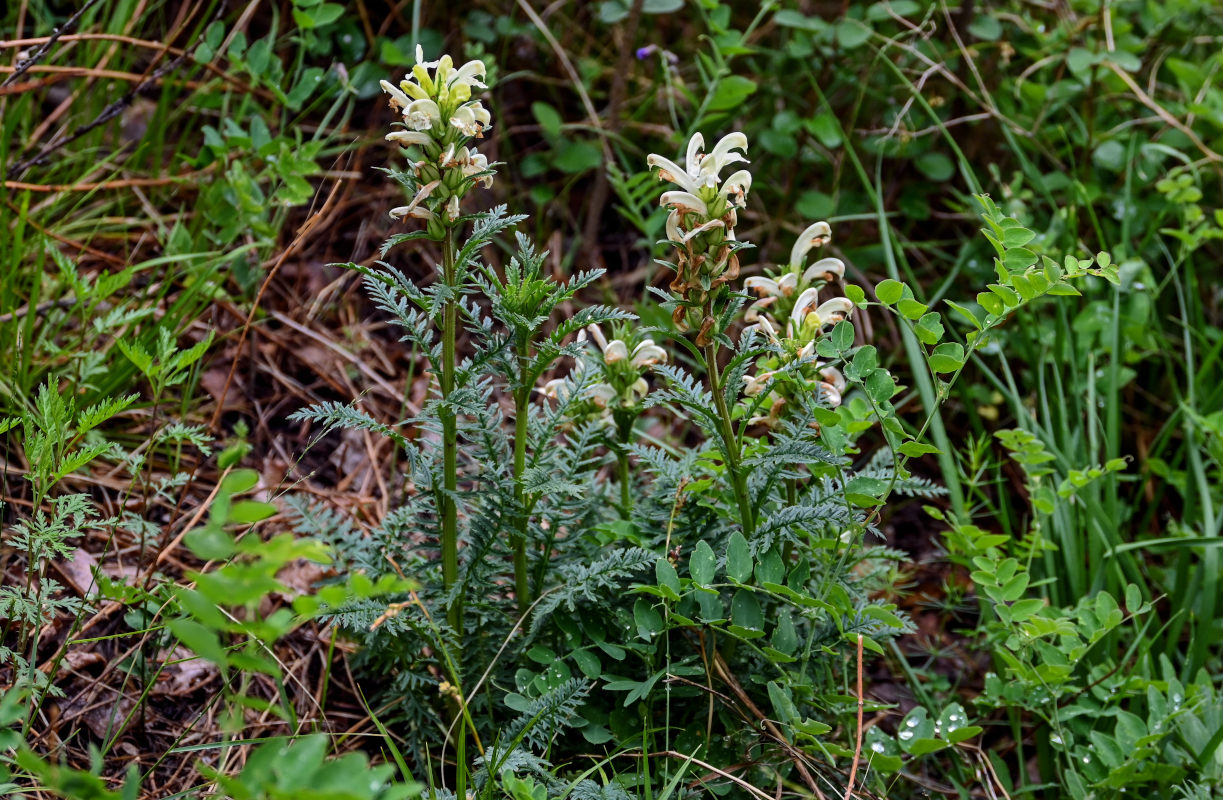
(899, 730, 914, 741)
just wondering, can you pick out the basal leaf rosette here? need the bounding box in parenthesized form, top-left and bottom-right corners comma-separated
(380, 47, 495, 233)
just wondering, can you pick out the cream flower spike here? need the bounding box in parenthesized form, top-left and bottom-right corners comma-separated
(388, 179, 440, 220)
(821, 365, 847, 394)
(673, 217, 724, 244)
(579, 323, 608, 351)
(685, 132, 705, 176)
(585, 383, 617, 408)
(748, 315, 780, 342)
(647, 152, 701, 194)
(648, 131, 749, 194)
(818, 382, 843, 408)
(789, 221, 833, 268)
(742, 370, 778, 397)
(414, 44, 440, 69)
(450, 104, 488, 136)
(814, 297, 854, 327)
(539, 377, 572, 401)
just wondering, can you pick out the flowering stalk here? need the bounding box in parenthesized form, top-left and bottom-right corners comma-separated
(649, 131, 756, 535)
(380, 47, 495, 634)
(440, 229, 461, 632)
(705, 340, 755, 535)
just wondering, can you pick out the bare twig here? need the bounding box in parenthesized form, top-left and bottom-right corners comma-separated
(844, 634, 865, 800)
(0, 0, 104, 88)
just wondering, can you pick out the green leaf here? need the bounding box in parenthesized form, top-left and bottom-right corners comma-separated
(898, 441, 941, 457)
(227, 500, 277, 524)
(771, 611, 798, 654)
(945, 300, 983, 330)
(863, 604, 905, 629)
(853, 345, 878, 373)
(731, 590, 764, 631)
(831, 320, 855, 351)
(223, 469, 260, 494)
(655, 558, 681, 597)
(1003, 247, 1037, 271)
(865, 369, 896, 403)
(915, 152, 954, 182)
(553, 140, 602, 174)
(875, 279, 904, 305)
(796, 189, 835, 219)
(531, 102, 563, 139)
(689, 540, 717, 586)
(967, 14, 1002, 40)
(896, 298, 928, 319)
(1007, 598, 1044, 621)
(928, 342, 965, 373)
(725, 533, 752, 583)
(168, 619, 228, 665)
(908, 738, 948, 756)
(834, 19, 871, 48)
(184, 525, 236, 561)
(633, 598, 663, 641)
(1001, 226, 1035, 248)
(708, 75, 757, 111)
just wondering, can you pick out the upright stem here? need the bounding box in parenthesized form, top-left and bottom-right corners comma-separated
(617, 446, 632, 517)
(441, 228, 461, 633)
(705, 343, 754, 536)
(511, 363, 531, 617)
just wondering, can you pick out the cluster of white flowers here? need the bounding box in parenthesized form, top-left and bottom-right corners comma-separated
(648, 132, 752, 241)
(648, 132, 752, 342)
(380, 47, 494, 225)
(740, 220, 854, 423)
(744, 221, 853, 343)
(539, 324, 667, 419)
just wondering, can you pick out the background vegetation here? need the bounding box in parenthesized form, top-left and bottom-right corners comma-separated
(1, 0, 1221, 798)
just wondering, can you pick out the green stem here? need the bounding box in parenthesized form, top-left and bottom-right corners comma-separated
(705, 343, 754, 536)
(511, 377, 531, 617)
(441, 228, 461, 633)
(617, 445, 632, 517)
